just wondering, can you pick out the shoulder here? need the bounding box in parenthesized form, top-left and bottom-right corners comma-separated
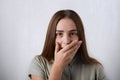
(83, 63, 103, 68)
(91, 64, 104, 72)
(82, 64, 106, 79)
(29, 55, 49, 73)
(28, 55, 48, 79)
(32, 55, 45, 62)
(82, 63, 104, 73)
(31, 55, 48, 67)
(89, 64, 106, 79)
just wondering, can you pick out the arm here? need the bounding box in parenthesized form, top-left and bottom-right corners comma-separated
(30, 64, 63, 80)
(48, 63, 64, 80)
(31, 75, 44, 80)
(28, 56, 48, 80)
(49, 40, 82, 80)
(30, 40, 82, 80)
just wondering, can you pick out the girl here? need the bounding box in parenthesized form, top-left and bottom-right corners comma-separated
(28, 10, 106, 80)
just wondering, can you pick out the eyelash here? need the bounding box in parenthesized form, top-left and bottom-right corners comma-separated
(69, 32, 76, 35)
(56, 33, 63, 37)
(56, 32, 77, 37)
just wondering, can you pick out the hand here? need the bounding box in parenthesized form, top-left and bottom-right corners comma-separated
(54, 40, 82, 68)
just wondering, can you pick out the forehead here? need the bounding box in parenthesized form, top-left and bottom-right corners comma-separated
(56, 18, 76, 31)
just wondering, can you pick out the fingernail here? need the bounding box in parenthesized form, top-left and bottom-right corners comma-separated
(78, 41, 82, 44)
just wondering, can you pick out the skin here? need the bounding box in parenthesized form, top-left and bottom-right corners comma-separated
(31, 18, 82, 80)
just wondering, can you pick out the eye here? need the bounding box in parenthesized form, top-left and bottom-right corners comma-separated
(69, 32, 77, 36)
(70, 32, 74, 35)
(56, 32, 63, 37)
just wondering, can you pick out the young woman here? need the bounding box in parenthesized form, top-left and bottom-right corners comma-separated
(28, 10, 106, 80)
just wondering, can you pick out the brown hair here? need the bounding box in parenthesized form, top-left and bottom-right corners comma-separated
(40, 9, 101, 64)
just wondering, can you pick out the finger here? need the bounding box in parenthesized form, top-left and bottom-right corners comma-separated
(61, 40, 78, 53)
(63, 46, 77, 61)
(66, 40, 82, 55)
(73, 40, 82, 53)
(64, 44, 78, 56)
(75, 40, 82, 51)
(78, 40, 82, 48)
(55, 42, 60, 54)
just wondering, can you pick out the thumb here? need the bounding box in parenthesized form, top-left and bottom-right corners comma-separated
(55, 42, 60, 54)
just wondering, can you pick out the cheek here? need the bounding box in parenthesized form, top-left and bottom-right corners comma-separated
(72, 36, 79, 41)
(55, 38, 60, 42)
(55, 38, 62, 46)
(55, 36, 79, 48)
(56, 38, 65, 48)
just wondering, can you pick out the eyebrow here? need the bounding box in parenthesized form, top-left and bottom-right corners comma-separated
(56, 29, 77, 32)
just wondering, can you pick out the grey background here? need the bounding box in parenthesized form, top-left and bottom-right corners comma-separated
(0, 0, 120, 80)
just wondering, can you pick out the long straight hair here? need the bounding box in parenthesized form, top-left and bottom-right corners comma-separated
(40, 10, 100, 64)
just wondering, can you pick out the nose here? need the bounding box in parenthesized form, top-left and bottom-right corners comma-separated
(62, 34, 71, 45)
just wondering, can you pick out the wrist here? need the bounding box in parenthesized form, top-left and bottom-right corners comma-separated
(49, 62, 64, 80)
(53, 61, 65, 70)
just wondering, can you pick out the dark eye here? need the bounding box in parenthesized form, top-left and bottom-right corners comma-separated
(69, 32, 78, 37)
(70, 33, 74, 35)
(70, 32, 76, 36)
(56, 33, 63, 37)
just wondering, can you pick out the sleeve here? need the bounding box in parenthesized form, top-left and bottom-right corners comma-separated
(28, 56, 46, 79)
(95, 64, 107, 80)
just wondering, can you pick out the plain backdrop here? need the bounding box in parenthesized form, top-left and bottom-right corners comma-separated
(0, 0, 120, 80)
